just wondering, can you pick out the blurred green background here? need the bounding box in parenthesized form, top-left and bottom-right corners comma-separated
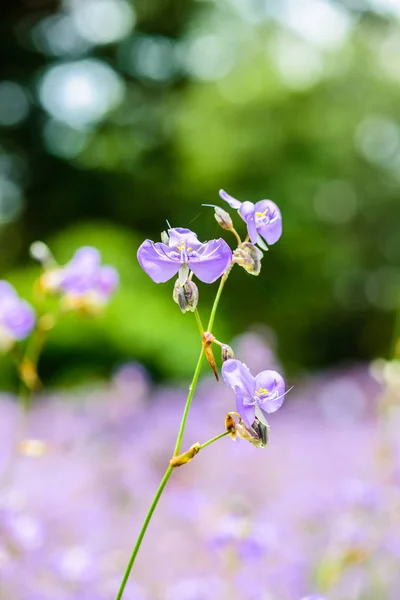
(1, 0, 400, 385)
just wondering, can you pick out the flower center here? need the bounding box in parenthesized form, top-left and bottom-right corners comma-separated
(176, 241, 193, 263)
(254, 207, 278, 228)
(255, 387, 268, 397)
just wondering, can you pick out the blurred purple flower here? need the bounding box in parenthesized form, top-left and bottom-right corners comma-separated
(219, 189, 282, 248)
(222, 359, 286, 426)
(0, 281, 35, 350)
(60, 247, 118, 301)
(137, 227, 232, 284)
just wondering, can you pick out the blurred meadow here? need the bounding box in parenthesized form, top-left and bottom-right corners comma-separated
(1, 0, 400, 599)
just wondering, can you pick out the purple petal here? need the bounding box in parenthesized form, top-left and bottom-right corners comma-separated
(0, 281, 17, 301)
(222, 359, 256, 399)
(188, 239, 232, 284)
(254, 200, 282, 245)
(239, 202, 257, 244)
(236, 389, 255, 427)
(97, 266, 119, 296)
(3, 300, 35, 340)
(167, 228, 201, 249)
(255, 370, 286, 414)
(137, 240, 181, 283)
(70, 247, 101, 267)
(219, 189, 242, 209)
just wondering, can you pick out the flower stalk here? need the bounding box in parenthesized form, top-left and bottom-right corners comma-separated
(116, 268, 233, 600)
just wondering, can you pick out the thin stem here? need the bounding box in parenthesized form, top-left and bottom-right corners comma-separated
(199, 430, 231, 450)
(115, 465, 173, 600)
(116, 267, 233, 599)
(173, 270, 230, 457)
(194, 308, 205, 337)
(231, 228, 242, 246)
(173, 348, 205, 457)
(207, 268, 231, 333)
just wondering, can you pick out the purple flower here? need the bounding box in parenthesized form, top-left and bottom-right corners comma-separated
(222, 359, 286, 426)
(0, 281, 35, 349)
(219, 190, 282, 248)
(60, 247, 119, 302)
(137, 227, 232, 284)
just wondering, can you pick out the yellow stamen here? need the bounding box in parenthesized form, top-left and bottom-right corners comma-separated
(255, 208, 269, 218)
(255, 387, 268, 397)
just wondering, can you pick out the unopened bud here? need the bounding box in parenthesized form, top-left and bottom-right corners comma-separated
(173, 279, 198, 313)
(29, 241, 54, 268)
(221, 344, 235, 362)
(161, 231, 169, 245)
(170, 443, 201, 467)
(233, 242, 263, 276)
(214, 206, 233, 231)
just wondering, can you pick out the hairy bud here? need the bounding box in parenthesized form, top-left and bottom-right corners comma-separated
(29, 241, 55, 268)
(173, 279, 199, 313)
(233, 242, 263, 276)
(221, 344, 235, 362)
(214, 206, 233, 231)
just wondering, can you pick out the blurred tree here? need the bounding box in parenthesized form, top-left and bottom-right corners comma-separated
(0, 0, 399, 383)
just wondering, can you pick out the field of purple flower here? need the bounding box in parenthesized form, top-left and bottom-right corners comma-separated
(0, 331, 397, 600)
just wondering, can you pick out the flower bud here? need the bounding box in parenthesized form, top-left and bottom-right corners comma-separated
(170, 443, 201, 467)
(233, 242, 263, 276)
(236, 416, 269, 449)
(173, 279, 198, 313)
(221, 344, 235, 362)
(161, 231, 169, 245)
(214, 206, 233, 231)
(29, 241, 54, 267)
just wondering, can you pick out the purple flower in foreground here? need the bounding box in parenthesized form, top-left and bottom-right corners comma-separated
(137, 227, 232, 284)
(0, 281, 35, 350)
(222, 359, 286, 426)
(60, 246, 119, 303)
(219, 189, 282, 248)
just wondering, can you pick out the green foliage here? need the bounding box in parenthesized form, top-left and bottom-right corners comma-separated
(0, 0, 399, 382)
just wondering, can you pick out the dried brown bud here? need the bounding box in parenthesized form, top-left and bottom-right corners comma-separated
(202, 331, 219, 381)
(225, 413, 237, 439)
(173, 279, 199, 313)
(19, 359, 40, 391)
(233, 242, 263, 276)
(221, 344, 235, 362)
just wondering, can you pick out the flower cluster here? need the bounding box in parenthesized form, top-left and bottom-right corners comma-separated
(36, 245, 119, 313)
(0, 351, 390, 600)
(0, 242, 118, 392)
(136, 189, 287, 444)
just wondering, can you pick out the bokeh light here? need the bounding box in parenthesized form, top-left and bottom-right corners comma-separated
(38, 60, 125, 129)
(0, 82, 30, 127)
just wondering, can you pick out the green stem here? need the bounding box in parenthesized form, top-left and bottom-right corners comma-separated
(115, 465, 173, 600)
(116, 268, 233, 599)
(173, 270, 230, 457)
(199, 430, 231, 450)
(194, 308, 204, 336)
(173, 347, 206, 457)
